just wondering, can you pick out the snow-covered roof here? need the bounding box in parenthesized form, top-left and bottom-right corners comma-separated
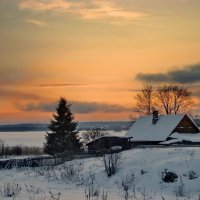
(160, 132, 200, 144)
(170, 132, 200, 142)
(127, 114, 196, 142)
(86, 136, 130, 145)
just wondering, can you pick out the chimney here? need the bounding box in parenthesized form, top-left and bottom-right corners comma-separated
(152, 110, 159, 124)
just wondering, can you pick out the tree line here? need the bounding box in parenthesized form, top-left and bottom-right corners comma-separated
(134, 85, 193, 116)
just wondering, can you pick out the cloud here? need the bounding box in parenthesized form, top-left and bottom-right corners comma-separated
(16, 100, 132, 114)
(16, 102, 55, 112)
(25, 19, 47, 26)
(136, 73, 168, 83)
(77, 1, 146, 20)
(19, 0, 147, 21)
(0, 88, 41, 100)
(19, 0, 76, 11)
(38, 83, 90, 87)
(193, 90, 200, 98)
(191, 103, 200, 115)
(0, 65, 32, 85)
(72, 101, 131, 114)
(136, 63, 200, 84)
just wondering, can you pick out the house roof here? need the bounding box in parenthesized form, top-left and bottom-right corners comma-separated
(127, 114, 199, 142)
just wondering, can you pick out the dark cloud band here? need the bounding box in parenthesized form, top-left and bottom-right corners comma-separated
(16, 101, 132, 114)
(38, 83, 90, 87)
(136, 63, 200, 84)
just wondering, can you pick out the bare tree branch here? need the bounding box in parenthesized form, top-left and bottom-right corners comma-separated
(133, 85, 156, 116)
(157, 85, 193, 115)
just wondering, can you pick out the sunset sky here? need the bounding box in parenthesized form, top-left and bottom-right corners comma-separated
(0, 0, 200, 123)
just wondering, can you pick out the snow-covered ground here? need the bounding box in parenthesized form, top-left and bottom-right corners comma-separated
(0, 131, 127, 147)
(160, 132, 200, 144)
(0, 131, 45, 147)
(1, 147, 200, 199)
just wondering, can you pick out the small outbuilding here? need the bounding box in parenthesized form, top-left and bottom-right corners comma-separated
(127, 111, 200, 145)
(86, 136, 132, 151)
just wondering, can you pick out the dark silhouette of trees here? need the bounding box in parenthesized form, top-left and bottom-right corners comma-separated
(82, 128, 108, 143)
(157, 85, 193, 114)
(134, 85, 193, 116)
(134, 85, 156, 115)
(44, 97, 81, 155)
(102, 152, 123, 177)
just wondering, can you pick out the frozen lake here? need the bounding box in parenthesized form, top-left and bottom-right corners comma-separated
(0, 130, 127, 147)
(0, 131, 46, 147)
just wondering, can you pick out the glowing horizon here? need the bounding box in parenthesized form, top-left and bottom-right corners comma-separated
(0, 0, 200, 123)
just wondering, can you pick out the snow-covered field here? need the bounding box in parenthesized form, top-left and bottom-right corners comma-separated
(0, 131, 46, 147)
(0, 131, 127, 147)
(1, 147, 200, 199)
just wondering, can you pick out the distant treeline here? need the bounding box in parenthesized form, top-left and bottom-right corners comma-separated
(0, 121, 135, 132)
(0, 119, 199, 132)
(0, 124, 48, 132)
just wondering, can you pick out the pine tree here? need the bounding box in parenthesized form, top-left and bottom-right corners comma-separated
(44, 97, 82, 155)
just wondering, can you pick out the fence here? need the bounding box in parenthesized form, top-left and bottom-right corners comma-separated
(132, 144, 200, 149)
(0, 150, 99, 170)
(0, 156, 67, 170)
(1, 144, 200, 169)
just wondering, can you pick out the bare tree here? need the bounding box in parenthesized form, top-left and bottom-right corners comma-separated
(119, 174, 136, 200)
(157, 85, 193, 114)
(134, 85, 156, 116)
(0, 139, 4, 157)
(102, 152, 123, 177)
(82, 128, 108, 143)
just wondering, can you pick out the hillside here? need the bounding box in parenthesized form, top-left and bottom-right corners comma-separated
(1, 147, 200, 199)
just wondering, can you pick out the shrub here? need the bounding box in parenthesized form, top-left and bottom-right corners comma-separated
(60, 163, 82, 182)
(162, 169, 178, 183)
(0, 145, 44, 157)
(0, 183, 21, 198)
(119, 173, 136, 200)
(188, 171, 198, 180)
(140, 169, 147, 175)
(102, 152, 123, 177)
(175, 175, 186, 198)
(84, 188, 108, 200)
(82, 128, 108, 144)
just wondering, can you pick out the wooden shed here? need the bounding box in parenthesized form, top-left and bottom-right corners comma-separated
(86, 136, 132, 151)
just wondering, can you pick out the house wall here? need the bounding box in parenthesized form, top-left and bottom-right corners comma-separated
(130, 141, 160, 147)
(87, 137, 131, 151)
(173, 115, 199, 134)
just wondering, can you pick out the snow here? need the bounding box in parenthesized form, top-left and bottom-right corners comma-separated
(1, 147, 200, 199)
(1, 129, 200, 199)
(0, 131, 45, 147)
(170, 132, 200, 141)
(160, 132, 200, 144)
(0, 131, 127, 147)
(127, 114, 186, 141)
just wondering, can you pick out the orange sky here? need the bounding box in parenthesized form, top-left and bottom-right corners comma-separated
(0, 0, 200, 123)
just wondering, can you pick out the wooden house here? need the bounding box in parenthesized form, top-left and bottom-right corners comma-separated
(86, 136, 132, 151)
(127, 111, 200, 145)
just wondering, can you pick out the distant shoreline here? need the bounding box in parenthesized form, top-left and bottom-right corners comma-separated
(0, 121, 134, 132)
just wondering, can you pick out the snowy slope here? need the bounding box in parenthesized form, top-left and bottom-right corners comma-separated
(1, 147, 200, 199)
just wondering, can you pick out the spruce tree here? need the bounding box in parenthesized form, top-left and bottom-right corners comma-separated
(44, 97, 81, 155)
